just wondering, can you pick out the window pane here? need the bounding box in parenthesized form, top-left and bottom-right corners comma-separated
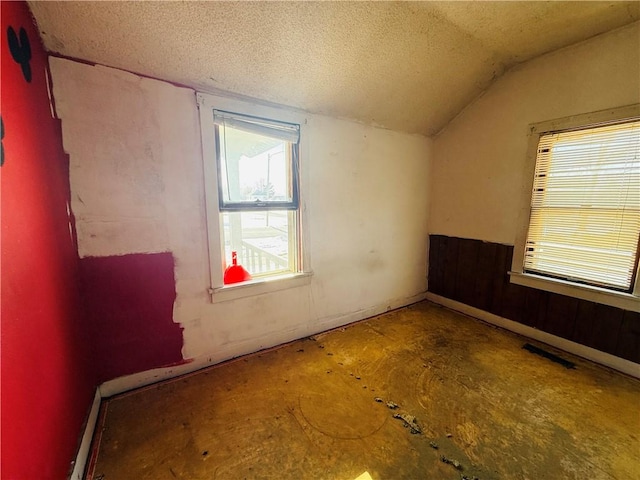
(217, 124, 295, 206)
(222, 210, 296, 276)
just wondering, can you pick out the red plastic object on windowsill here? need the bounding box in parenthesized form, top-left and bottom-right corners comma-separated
(223, 251, 252, 285)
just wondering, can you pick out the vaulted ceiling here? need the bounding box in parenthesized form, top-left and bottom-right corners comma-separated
(28, 1, 640, 136)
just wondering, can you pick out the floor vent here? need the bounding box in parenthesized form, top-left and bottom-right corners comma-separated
(523, 343, 576, 369)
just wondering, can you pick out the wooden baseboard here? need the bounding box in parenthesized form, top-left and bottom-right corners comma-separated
(425, 292, 640, 379)
(69, 388, 101, 480)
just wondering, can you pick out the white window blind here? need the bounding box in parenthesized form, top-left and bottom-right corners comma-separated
(524, 120, 640, 291)
(212, 109, 300, 211)
(213, 110, 300, 144)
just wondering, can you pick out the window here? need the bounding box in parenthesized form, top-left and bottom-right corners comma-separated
(215, 110, 300, 278)
(197, 94, 310, 300)
(511, 105, 640, 312)
(526, 121, 640, 290)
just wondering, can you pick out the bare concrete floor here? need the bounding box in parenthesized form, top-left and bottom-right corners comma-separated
(88, 301, 640, 480)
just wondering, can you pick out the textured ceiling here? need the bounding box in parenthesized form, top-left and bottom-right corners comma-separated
(28, 1, 640, 136)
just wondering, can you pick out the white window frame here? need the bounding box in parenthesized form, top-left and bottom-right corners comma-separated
(511, 104, 640, 313)
(197, 92, 312, 303)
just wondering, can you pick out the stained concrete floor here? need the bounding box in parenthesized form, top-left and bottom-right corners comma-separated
(87, 301, 640, 480)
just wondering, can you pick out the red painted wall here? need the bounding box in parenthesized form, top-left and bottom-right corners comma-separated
(79, 253, 184, 384)
(1, 2, 97, 479)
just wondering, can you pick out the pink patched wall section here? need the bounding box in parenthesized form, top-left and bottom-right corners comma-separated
(79, 253, 184, 384)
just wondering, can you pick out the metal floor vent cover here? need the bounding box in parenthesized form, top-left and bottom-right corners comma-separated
(523, 343, 576, 369)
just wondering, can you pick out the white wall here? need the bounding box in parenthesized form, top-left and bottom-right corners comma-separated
(50, 57, 431, 367)
(430, 22, 640, 245)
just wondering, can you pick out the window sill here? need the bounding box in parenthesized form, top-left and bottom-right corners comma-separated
(509, 272, 639, 312)
(209, 271, 313, 303)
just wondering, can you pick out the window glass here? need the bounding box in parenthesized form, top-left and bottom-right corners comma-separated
(222, 210, 297, 277)
(214, 110, 299, 210)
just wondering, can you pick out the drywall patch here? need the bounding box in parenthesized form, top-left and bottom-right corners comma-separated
(79, 252, 184, 383)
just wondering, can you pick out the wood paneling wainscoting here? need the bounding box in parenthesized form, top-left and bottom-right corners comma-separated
(428, 235, 640, 364)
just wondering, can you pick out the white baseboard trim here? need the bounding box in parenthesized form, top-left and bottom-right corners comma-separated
(99, 292, 428, 397)
(425, 292, 640, 379)
(70, 388, 101, 480)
